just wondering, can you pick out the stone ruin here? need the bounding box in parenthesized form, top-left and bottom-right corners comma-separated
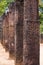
(1, 2, 16, 59)
(0, 0, 40, 65)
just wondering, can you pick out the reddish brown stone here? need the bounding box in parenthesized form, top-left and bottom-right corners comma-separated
(15, 0, 24, 65)
(23, 0, 39, 65)
(2, 2, 16, 59)
(1, 1, 39, 65)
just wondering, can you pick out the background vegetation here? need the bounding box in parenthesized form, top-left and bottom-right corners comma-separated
(39, 0, 43, 33)
(0, 0, 14, 15)
(0, 0, 43, 33)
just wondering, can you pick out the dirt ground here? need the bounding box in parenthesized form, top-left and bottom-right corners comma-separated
(0, 43, 15, 65)
(40, 44, 43, 65)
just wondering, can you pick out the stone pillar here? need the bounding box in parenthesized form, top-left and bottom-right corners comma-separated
(23, 0, 40, 65)
(8, 2, 16, 59)
(15, 0, 24, 65)
(0, 17, 3, 43)
(3, 13, 9, 50)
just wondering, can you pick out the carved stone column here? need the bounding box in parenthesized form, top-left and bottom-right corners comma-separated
(0, 17, 3, 43)
(2, 14, 9, 49)
(8, 2, 16, 59)
(15, 0, 24, 65)
(23, 0, 40, 65)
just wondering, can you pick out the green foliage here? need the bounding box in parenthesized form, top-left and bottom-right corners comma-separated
(39, 0, 43, 33)
(0, 0, 14, 16)
(0, 0, 7, 15)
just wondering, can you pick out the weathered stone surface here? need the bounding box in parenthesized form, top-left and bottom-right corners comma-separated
(1, 1, 39, 65)
(2, 2, 16, 59)
(0, 17, 3, 41)
(23, 0, 40, 65)
(15, 0, 24, 65)
(3, 13, 9, 50)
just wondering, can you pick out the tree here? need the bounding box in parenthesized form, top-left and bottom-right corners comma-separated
(39, 0, 43, 33)
(0, 0, 14, 16)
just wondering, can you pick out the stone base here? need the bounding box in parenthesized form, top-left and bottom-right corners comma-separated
(15, 62, 23, 65)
